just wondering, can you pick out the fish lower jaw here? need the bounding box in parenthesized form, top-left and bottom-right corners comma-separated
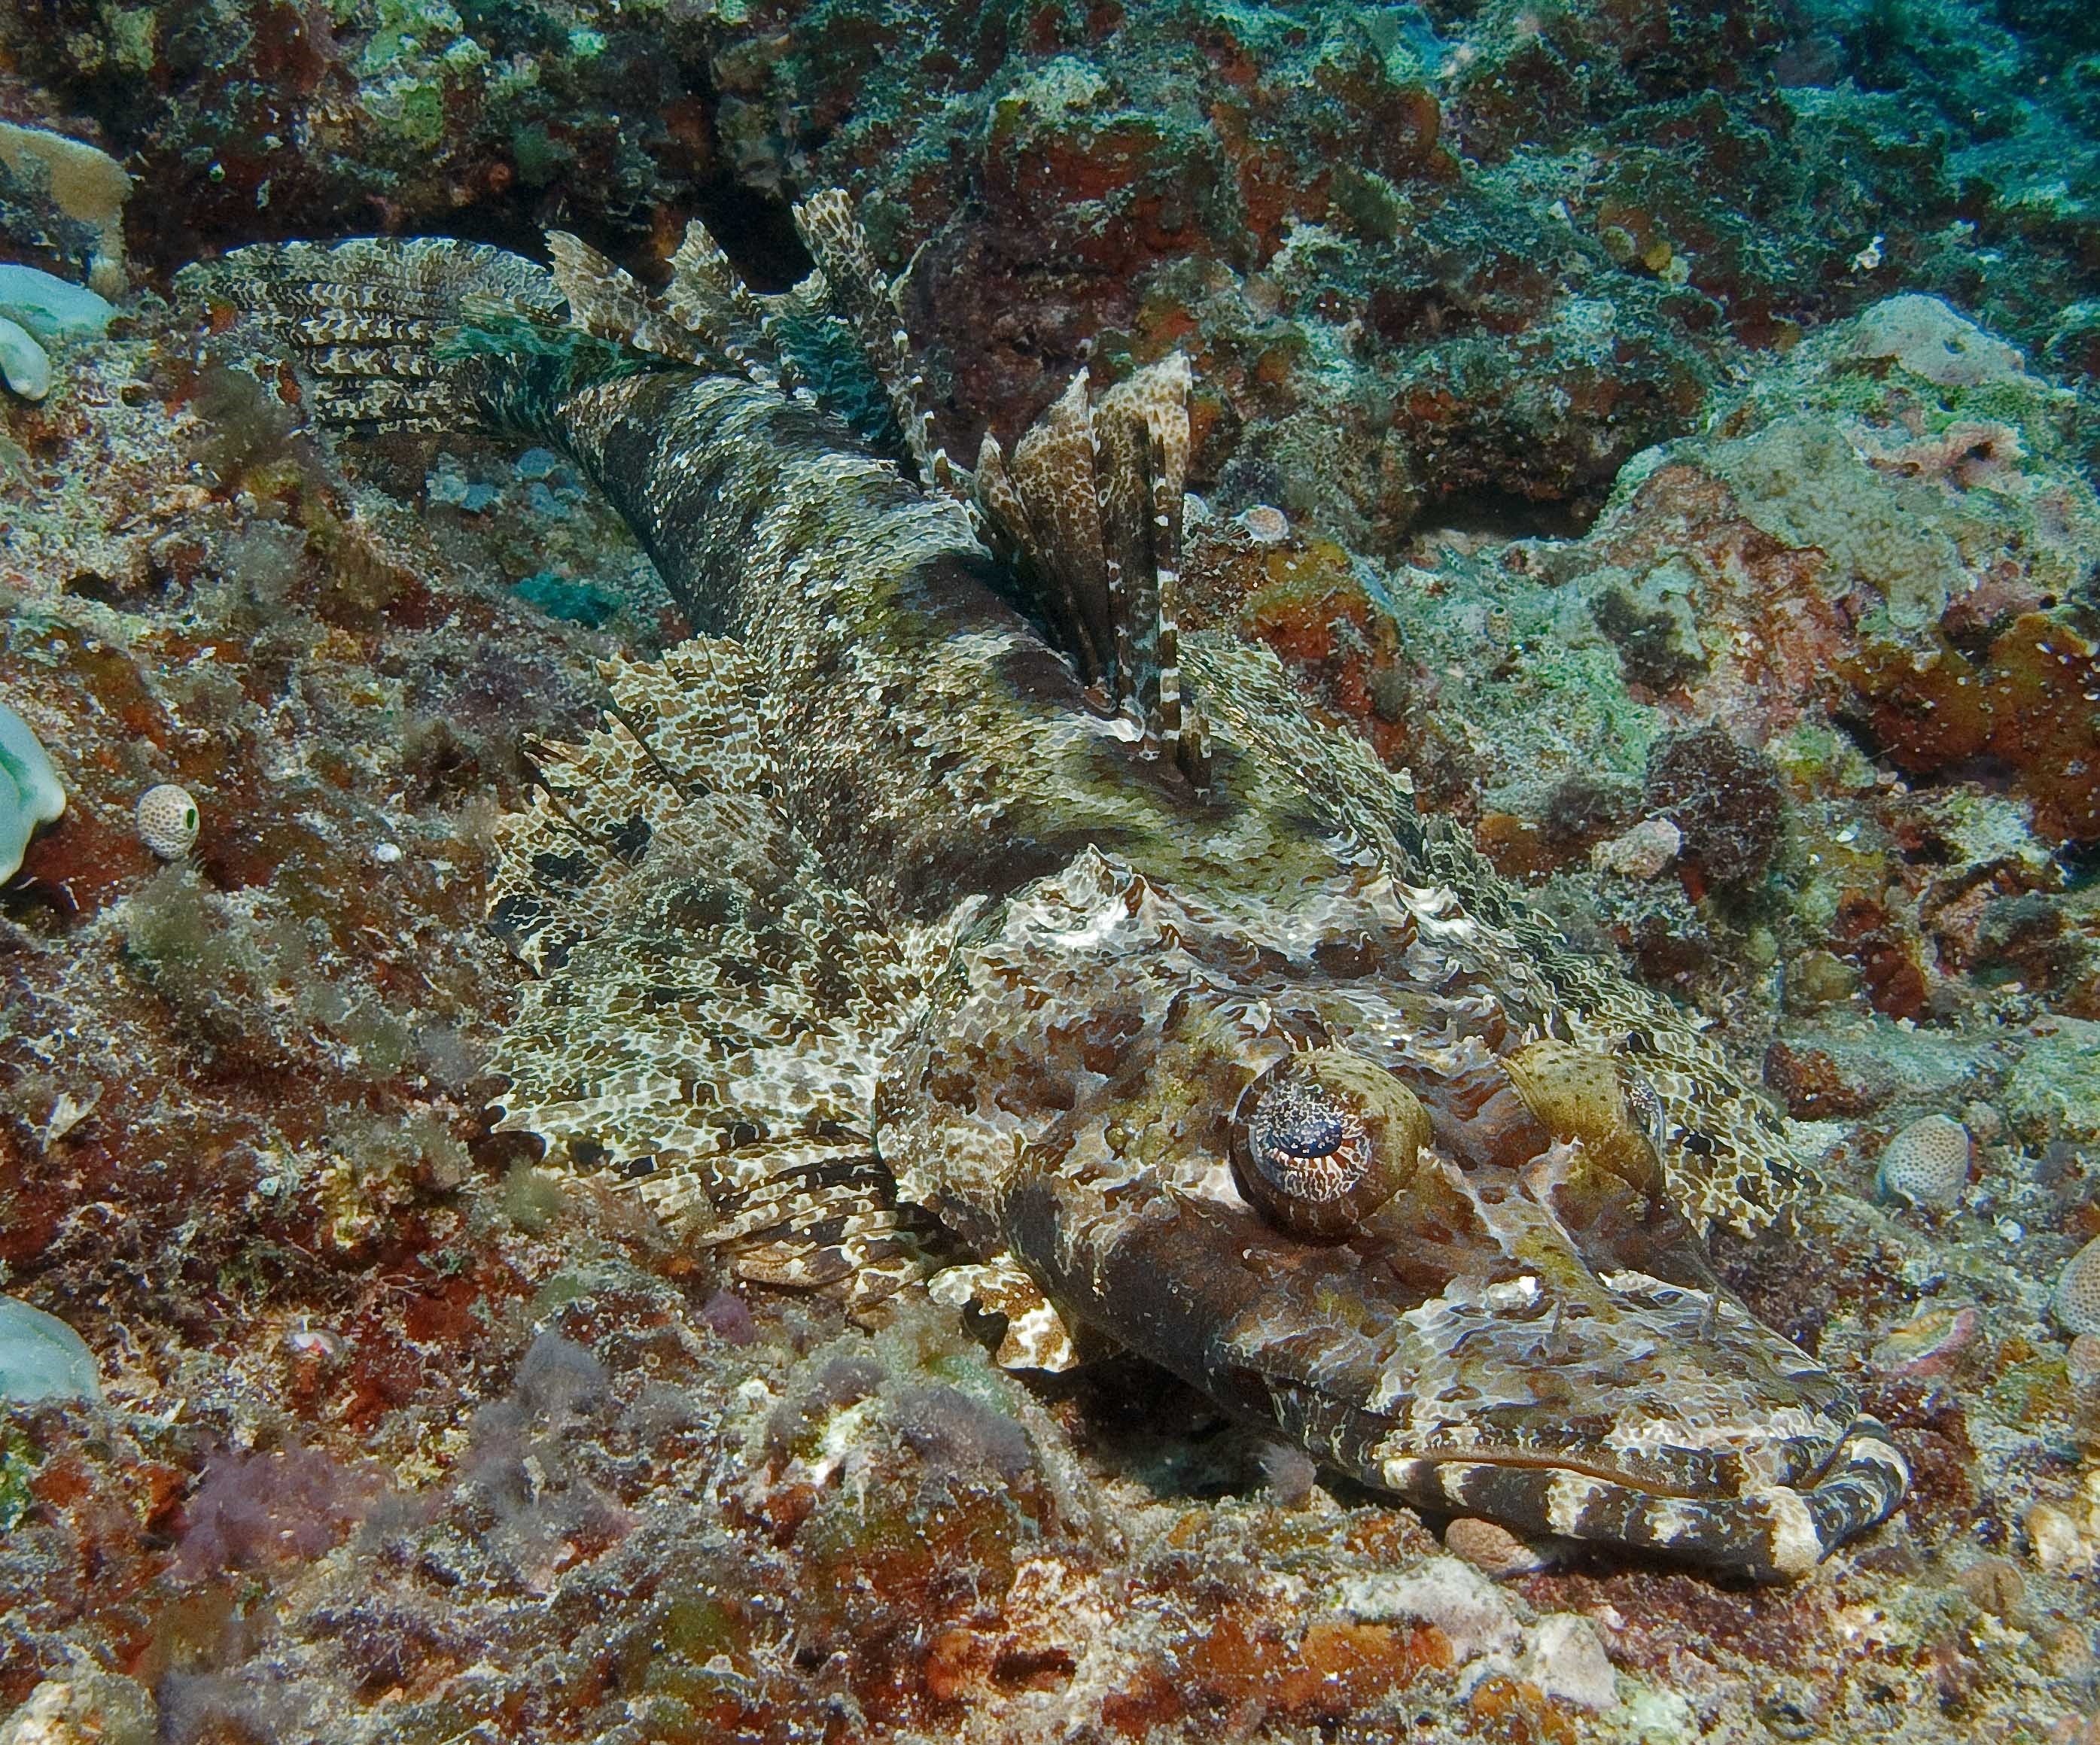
(1378, 1418, 1910, 1582)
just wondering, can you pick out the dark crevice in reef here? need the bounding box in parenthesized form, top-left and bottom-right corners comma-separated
(1409, 488, 1593, 543)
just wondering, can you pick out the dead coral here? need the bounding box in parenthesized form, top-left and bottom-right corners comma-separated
(120, 867, 291, 1063)
(1645, 722, 1785, 892)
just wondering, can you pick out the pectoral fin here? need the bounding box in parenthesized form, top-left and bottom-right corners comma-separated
(929, 1251, 1087, 1372)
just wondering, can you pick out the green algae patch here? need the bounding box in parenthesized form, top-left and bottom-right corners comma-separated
(0, 1424, 38, 1530)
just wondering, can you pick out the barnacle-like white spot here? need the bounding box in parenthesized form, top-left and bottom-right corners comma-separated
(1876, 1113, 1971, 1208)
(135, 783, 199, 860)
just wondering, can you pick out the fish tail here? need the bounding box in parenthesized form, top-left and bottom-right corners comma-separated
(176, 235, 656, 442)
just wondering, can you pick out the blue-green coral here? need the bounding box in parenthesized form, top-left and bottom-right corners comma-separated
(0, 698, 63, 880)
(0, 263, 114, 400)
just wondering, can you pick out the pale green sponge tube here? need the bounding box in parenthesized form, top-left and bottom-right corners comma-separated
(0, 698, 64, 879)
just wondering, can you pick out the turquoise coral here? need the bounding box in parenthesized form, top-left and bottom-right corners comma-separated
(0, 263, 114, 400)
(0, 698, 63, 880)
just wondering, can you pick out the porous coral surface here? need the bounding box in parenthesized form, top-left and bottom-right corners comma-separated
(5, 5, 2100, 1743)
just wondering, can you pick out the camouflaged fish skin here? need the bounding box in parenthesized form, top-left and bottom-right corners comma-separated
(184, 222, 1910, 1581)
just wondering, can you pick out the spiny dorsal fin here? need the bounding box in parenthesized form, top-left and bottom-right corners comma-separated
(975, 360, 1211, 789)
(991, 372, 1114, 686)
(790, 188, 966, 501)
(546, 230, 736, 372)
(1096, 355, 1206, 787)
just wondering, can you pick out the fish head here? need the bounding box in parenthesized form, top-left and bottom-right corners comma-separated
(879, 847, 1907, 1579)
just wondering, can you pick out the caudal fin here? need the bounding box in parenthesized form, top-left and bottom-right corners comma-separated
(176, 236, 588, 436)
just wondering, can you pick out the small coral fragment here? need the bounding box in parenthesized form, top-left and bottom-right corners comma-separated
(0, 120, 132, 293)
(1520, 1614, 1620, 1713)
(134, 783, 199, 861)
(1870, 1304, 1980, 1379)
(0, 264, 114, 342)
(0, 264, 113, 400)
(2055, 1237, 2100, 1338)
(1876, 1114, 1972, 1208)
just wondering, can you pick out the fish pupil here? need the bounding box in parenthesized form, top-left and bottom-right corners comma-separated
(1252, 1081, 1369, 1202)
(1266, 1104, 1347, 1160)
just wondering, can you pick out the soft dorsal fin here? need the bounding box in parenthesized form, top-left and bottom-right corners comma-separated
(975, 359, 1210, 789)
(790, 188, 966, 500)
(665, 217, 790, 392)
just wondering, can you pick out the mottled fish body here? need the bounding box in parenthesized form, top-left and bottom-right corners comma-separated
(183, 196, 1907, 1579)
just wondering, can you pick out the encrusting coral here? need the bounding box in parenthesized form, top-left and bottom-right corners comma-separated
(1876, 1113, 1973, 1208)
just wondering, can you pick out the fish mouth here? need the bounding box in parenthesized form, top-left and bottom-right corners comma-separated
(1375, 1421, 1910, 1582)
(1219, 1257, 1913, 1580)
(1000, 1166, 1908, 1579)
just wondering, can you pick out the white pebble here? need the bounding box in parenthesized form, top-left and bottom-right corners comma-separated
(1521, 1613, 1619, 1712)
(2055, 1236, 2100, 1337)
(2026, 1501, 2090, 1573)
(134, 783, 199, 859)
(371, 841, 403, 865)
(1876, 1113, 1971, 1208)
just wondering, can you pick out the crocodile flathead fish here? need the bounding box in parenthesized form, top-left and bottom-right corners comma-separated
(183, 193, 1909, 1580)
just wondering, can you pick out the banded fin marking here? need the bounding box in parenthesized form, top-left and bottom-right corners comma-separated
(706, 1154, 936, 1315)
(928, 1252, 1085, 1372)
(177, 236, 565, 433)
(1095, 356, 1204, 783)
(975, 360, 1211, 789)
(790, 188, 964, 500)
(665, 217, 789, 393)
(1375, 1417, 1909, 1582)
(488, 637, 934, 1308)
(546, 230, 737, 374)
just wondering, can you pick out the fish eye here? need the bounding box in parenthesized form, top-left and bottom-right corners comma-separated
(1230, 1048, 1432, 1243)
